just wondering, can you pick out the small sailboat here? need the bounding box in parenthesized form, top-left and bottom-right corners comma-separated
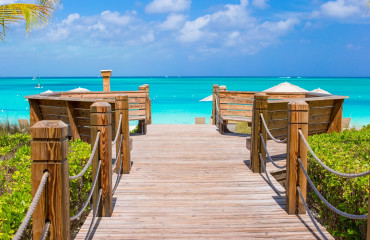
(35, 76, 43, 89)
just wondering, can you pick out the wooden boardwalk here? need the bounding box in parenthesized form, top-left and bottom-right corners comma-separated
(76, 124, 332, 239)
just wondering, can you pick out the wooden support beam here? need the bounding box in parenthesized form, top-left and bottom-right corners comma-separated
(250, 93, 268, 173)
(31, 120, 70, 240)
(212, 84, 219, 125)
(286, 101, 308, 215)
(101, 70, 112, 92)
(29, 99, 42, 127)
(327, 99, 344, 133)
(91, 102, 112, 217)
(66, 101, 81, 140)
(115, 95, 130, 174)
(143, 84, 151, 124)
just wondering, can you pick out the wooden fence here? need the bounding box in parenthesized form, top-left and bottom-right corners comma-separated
(28, 98, 130, 239)
(25, 85, 151, 143)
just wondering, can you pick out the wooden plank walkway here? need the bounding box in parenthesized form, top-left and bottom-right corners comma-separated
(76, 124, 332, 239)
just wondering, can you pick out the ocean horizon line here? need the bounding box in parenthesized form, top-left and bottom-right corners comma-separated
(1, 76, 370, 79)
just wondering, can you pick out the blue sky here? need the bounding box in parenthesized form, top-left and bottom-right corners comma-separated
(1, 0, 370, 77)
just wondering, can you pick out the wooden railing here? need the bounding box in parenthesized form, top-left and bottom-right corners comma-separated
(26, 85, 151, 143)
(17, 97, 131, 239)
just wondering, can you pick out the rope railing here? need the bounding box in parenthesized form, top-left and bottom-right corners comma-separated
(85, 188, 102, 240)
(13, 171, 49, 240)
(260, 113, 287, 143)
(297, 186, 329, 240)
(112, 113, 123, 145)
(69, 131, 101, 181)
(259, 153, 286, 195)
(40, 221, 51, 240)
(260, 133, 286, 169)
(298, 129, 370, 178)
(298, 157, 367, 220)
(112, 134, 123, 170)
(112, 152, 124, 195)
(70, 160, 102, 221)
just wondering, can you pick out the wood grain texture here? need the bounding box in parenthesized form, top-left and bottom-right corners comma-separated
(66, 101, 81, 140)
(31, 120, 70, 240)
(115, 95, 130, 174)
(91, 102, 113, 217)
(327, 99, 344, 133)
(286, 101, 308, 215)
(75, 124, 332, 240)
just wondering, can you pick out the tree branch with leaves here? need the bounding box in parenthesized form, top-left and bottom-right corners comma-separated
(0, 0, 59, 41)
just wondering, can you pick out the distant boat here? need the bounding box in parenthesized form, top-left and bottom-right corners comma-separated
(34, 76, 43, 88)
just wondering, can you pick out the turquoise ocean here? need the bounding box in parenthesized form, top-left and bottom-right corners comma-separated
(0, 77, 369, 126)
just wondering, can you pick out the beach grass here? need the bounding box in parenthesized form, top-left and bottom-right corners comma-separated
(236, 122, 251, 134)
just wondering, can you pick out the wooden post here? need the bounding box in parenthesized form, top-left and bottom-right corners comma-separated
(115, 95, 130, 174)
(31, 120, 70, 239)
(101, 70, 112, 92)
(250, 93, 268, 173)
(218, 86, 228, 133)
(212, 84, 219, 125)
(29, 99, 42, 127)
(138, 85, 147, 134)
(90, 102, 112, 217)
(66, 101, 80, 140)
(286, 101, 308, 215)
(144, 84, 151, 124)
(327, 99, 344, 133)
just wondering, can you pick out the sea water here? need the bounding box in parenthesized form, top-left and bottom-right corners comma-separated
(0, 77, 369, 126)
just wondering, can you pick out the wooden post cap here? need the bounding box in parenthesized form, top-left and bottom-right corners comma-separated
(100, 70, 112, 77)
(213, 84, 219, 88)
(139, 85, 146, 91)
(254, 93, 268, 100)
(115, 94, 128, 101)
(90, 102, 112, 113)
(288, 100, 309, 124)
(30, 120, 68, 140)
(220, 85, 227, 90)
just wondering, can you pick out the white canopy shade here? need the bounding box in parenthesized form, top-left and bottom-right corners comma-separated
(311, 88, 331, 95)
(41, 90, 53, 94)
(69, 87, 90, 92)
(200, 95, 213, 102)
(263, 82, 308, 93)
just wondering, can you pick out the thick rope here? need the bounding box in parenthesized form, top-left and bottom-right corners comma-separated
(297, 186, 329, 240)
(260, 133, 286, 169)
(260, 113, 287, 143)
(39, 221, 51, 240)
(70, 161, 102, 221)
(112, 153, 124, 195)
(69, 131, 101, 181)
(298, 158, 367, 220)
(112, 113, 122, 145)
(85, 188, 102, 240)
(259, 153, 286, 195)
(298, 129, 370, 178)
(13, 172, 49, 240)
(112, 134, 123, 170)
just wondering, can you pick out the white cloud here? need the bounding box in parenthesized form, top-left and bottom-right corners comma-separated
(178, 15, 211, 42)
(252, 0, 269, 9)
(158, 14, 187, 31)
(141, 30, 155, 43)
(101, 10, 134, 26)
(47, 28, 69, 41)
(320, 0, 360, 18)
(62, 13, 80, 25)
(145, 0, 191, 13)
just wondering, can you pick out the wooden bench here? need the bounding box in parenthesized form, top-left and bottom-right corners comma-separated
(25, 85, 151, 143)
(212, 85, 307, 134)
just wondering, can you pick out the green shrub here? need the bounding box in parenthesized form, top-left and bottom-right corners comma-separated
(0, 135, 91, 239)
(236, 122, 251, 134)
(307, 125, 370, 239)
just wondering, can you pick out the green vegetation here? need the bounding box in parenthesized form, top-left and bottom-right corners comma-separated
(236, 122, 251, 134)
(0, 0, 60, 41)
(130, 125, 139, 133)
(307, 125, 370, 240)
(0, 121, 29, 137)
(0, 134, 91, 239)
